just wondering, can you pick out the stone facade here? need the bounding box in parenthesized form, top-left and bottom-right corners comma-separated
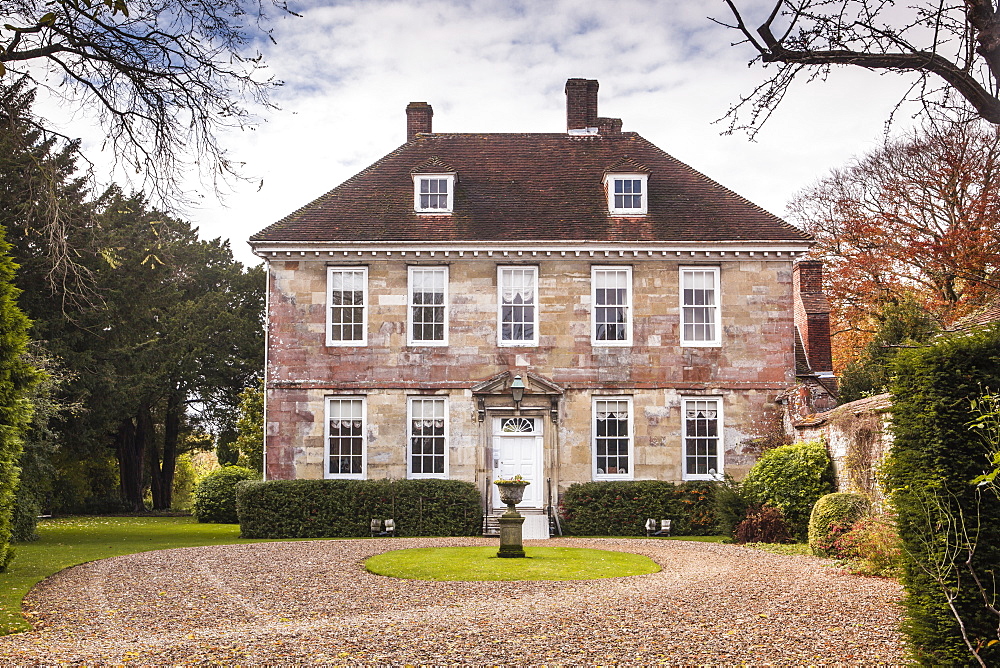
(264, 254, 799, 510)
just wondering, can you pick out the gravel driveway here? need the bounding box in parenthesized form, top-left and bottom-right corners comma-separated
(0, 537, 905, 664)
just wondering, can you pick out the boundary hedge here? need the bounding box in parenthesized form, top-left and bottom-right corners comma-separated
(885, 325, 1000, 665)
(560, 480, 717, 536)
(236, 478, 482, 538)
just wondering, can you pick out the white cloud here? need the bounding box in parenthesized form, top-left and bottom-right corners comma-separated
(29, 0, 926, 265)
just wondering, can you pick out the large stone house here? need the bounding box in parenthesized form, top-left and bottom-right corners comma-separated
(249, 79, 827, 533)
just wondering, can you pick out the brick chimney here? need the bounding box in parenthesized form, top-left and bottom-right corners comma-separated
(565, 78, 599, 132)
(793, 260, 833, 373)
(565, 78, 622, 134)
(406, 102, 433, 142)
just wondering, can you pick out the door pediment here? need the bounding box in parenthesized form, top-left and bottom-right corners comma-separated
(471, 371, 563, 423)
(471, 371, 564, 397)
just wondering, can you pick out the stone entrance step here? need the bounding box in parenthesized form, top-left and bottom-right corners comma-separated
(481, 511, 550, 539)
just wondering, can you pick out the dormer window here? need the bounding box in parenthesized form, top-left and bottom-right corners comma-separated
(413, 173, 455, 213)
(604, 173, 648, 216)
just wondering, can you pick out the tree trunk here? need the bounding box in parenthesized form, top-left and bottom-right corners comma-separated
(150, 392, 182, 510)
(115, 417, 145, 512)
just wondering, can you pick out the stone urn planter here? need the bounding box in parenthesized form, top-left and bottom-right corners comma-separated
(494, 477, 530, 558)
(496, 480, 529, 508)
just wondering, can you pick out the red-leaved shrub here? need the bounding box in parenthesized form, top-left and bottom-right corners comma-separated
(734, 505, 794, 544)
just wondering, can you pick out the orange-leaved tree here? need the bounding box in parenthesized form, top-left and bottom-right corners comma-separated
(788, 120, 1000, 369)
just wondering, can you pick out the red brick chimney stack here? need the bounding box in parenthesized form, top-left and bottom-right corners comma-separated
(565, 78, 599, 132)
(565, 78, 622, 135)
(793, 260, 833, 373)
(406, 102, 433, 142)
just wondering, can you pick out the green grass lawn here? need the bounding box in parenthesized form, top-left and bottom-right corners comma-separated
(366, 545, 661, 581)
(0, 516, 297, 635)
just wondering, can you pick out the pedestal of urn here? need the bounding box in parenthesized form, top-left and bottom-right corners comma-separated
(495, 481, 529, 558)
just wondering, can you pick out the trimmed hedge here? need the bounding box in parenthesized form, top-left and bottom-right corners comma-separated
(560, 480, 717, 536)
(236, 478, 482, 538)
(884, 325, 1000, 666)
(741, 439, 835, 542)
(193, 466, 259, 523)
(808, 492, 869, 556)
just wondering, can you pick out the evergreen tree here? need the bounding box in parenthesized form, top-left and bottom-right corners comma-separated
(0, 227, 38, 567)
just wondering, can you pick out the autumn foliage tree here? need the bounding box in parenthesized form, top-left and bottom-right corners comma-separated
(789, 121, 1000, 367)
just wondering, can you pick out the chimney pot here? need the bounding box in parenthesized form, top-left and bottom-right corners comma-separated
(406, 102, 433, 142)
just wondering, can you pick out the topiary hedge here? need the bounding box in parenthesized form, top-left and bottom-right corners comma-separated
(808, 492, 869, 556)
(236, 478, 482, 538)
(559, 480, 717, 536)
(193, 466, 259, 523)
(884, 325, 1000, 666)
(741, 439, 835, 541)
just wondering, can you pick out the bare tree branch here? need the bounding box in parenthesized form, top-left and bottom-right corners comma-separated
(720, 1, 1000, 133)
(0, 0, 296, 209)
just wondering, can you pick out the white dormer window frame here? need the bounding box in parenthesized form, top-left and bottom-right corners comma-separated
(604, 173, 648, 216)
(413, 173, 456, 214)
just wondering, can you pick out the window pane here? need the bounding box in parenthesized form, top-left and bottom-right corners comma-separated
(684, 400, 720, 477)
(329, 270, 365, 343)
(593, 269, 630, 342)
(409, 398, 446, 476)
(500, 268, 537, 342)
(681, 269, 718, 343)
(595, 400, 630, 475)
(410, 269, 446, 342)
(328, 399, 364, 476)
(612, 179, 642, 208)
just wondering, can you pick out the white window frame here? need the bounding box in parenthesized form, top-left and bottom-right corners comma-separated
(497, 266, 539, 347)
(681, 397, 724, 481)
(591, 266, 633, 346)
(592, 396, 634, 481)
(680, 266, 721, 347)
(326, 266, 368, 347)
(407, 266, 449, 346)
(604, 173, 648, 215)
(324, 396, 367, 480)
(413, 173, 455, 213)
(407, 396, 449, 479)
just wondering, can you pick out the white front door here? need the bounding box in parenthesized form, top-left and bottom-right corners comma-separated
(492, 416, 544, 509)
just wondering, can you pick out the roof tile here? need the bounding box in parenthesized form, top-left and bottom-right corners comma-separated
(251, 133, 813, 244)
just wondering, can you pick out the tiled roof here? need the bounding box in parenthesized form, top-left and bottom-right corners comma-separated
(794, 328, 812, 374)
(798, 293, 831, 314)
(952, 296, 1000, 330)
(251, 133, 813, 244)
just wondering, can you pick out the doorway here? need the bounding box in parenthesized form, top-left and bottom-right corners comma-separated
(491, 416, 543, 510)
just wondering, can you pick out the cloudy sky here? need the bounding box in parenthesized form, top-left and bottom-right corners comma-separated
(53, 0, 923, 266)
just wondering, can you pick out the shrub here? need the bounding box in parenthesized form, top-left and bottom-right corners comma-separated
(560, 480, 717, 536)
(193, 466, 258, 523)
(236, 478, 482, 538)
(713, 474, 749, 539)
(833, 512, 902, 577)
(170, 453, 197, 512)
(734, 505, 793, 544)
(884, 325, 1000, 665)
(741, 439, 835, 541)
(808, 492, 870, 556)
(11, 485, 40, 542)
